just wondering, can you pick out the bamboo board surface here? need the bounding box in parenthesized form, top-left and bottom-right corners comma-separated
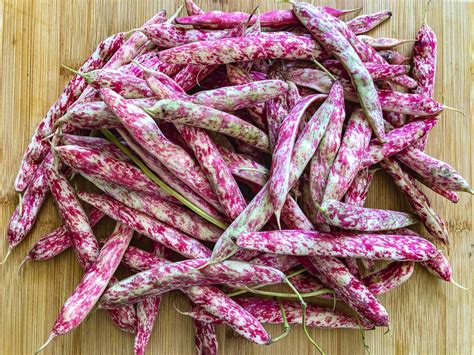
(0, 0, 472, 354)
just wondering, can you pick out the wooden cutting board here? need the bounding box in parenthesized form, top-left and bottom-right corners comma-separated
(0, 1, 472, 354)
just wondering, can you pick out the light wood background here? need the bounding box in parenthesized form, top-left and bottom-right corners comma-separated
(0, 0, 472, 354)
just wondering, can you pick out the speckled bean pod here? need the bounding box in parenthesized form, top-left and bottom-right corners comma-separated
(269, 94, 328, 223)
(396, 146, 472, 193)
(100, 89, 222, 211)
(77, 69, 155, 98)
(266, 62, 289, 150)
(361, 118, 437, 168)
(185, 0, 204, 15)
(322, 108, 372, 202)
(309, 81, 345, 208)
(294, 3, 385, 142)
(300, 256, 388, 326)
(14, 32, 125, 192)
(410, 22, 437, 150)
(236, 230, 438, 261)
(45, 164, 99, 270)
(186, 298, 368, 329)
(193, 320, 218, 355)
(85, 176, 222, 241)
(358, 35, 414, 50)
(363, 261, 415, 295)
(192, 80, 289, 112)
(143, 23, 225, 48)
(117, 129, 225, 221)
(57, 98, 157, 130)
(78, 192, 212, 259)
(420, 252, 452, 282)
(60, 134, 131, 162)
(318, 199, 418, 231)
(322, 59, 410, 81)
(21, 208, 104, 265)
(134, 296, 161, 355)
(216, 146, 269, 186)
(145, 99, 270, 152)
(380, 157, 449, 244)
(43, 223, 133, 345)
(346, 10, 392, 35)
(7, 156, 51, 252)
(100, 259, 285, 307)
(55, 145, 174, 202)
(343, 168, 377, 207)
(159, 32, 327, 65)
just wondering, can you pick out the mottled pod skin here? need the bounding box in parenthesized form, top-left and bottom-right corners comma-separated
(44, 164, 99, 270)
(100, 258, 285, 307)
(377, 50, 410, 65)
(318, 199, 418, 231)
(322, 108, 372, 202)
(236, 230, 438, 261)
(266, 62, 289, 150)
(78, 69, 155, 98)
(269, 94, 327, 224)
(55, 145, 175, 203)
(363, 262, 415, 295)
(420, 252, 452, 282)
(100, 89, 223, 212)
(79, 192, 212, 259)
(60, 134, 131, 162)
(14, 32, 125, 192)
(117, 129, 226, 222)
(210, 87, 334, 263)
(185, 0, 204, 16)
(176, 7, 354, 29)
(142, 23, 226, 48)
(146, 99, 270, 152)
(193, 320, 218, 355)
(309, 81, 345, 209)
(217, 146, 269, 186)
(44, 223, 133, 343)
(159, 32, 327, 65)
(380, 158, 449, 244)
(322, 59, 410, 81)
(346, 10, 392, 35)
(7, 155, 51, 250)
(358, 35, 414, 50)
(294, 3, 385, 142)
(361, 118, 437, 168)
(344, 168, 376, 207)
(396, 146, 472, 193)
(86, 176, 222, 241)
(186, 298, 368, 329)
(58, 98, 156, 130)
(23, 208, 104, 263)
(410, 22, 437, 150)
(299, 256, 387, 327)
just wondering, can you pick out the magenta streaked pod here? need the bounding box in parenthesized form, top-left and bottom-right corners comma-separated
(363, 261, 415, 295)
(420, 252, 452, 282)
(343, 168, 377, 207)
(318, 199, 418, 231)
(236, 230, 438, 261)
(193, 320, 218, 355)
(346, 10, 392, 35)
(78, 192, 212, 259)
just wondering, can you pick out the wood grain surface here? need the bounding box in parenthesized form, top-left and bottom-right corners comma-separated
(0, 0, 472, 354)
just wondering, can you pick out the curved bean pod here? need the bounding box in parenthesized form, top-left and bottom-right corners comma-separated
(294, 3, 385, 141)
(318, 199, 418, 231)
(145, 99, 270, 152)
(193, 320, 218, 355)
(346, 10, 392, 35)
(420, 252, 452, 282)
(363, 262, 415, 295)
(85, 176, 222, 241)
(44, 164, 99, 270)
(41, 223, 133, 345)
(55, 145, 174, 202)
(322, 108, 372, 202)
(236, 230, 438, 261)
(380, 158, 449, 244)
(78, 192, 211, 259)
(361, 118, 438, 168)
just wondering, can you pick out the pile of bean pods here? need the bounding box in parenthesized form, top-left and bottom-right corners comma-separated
(4, 1, 471, 354)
